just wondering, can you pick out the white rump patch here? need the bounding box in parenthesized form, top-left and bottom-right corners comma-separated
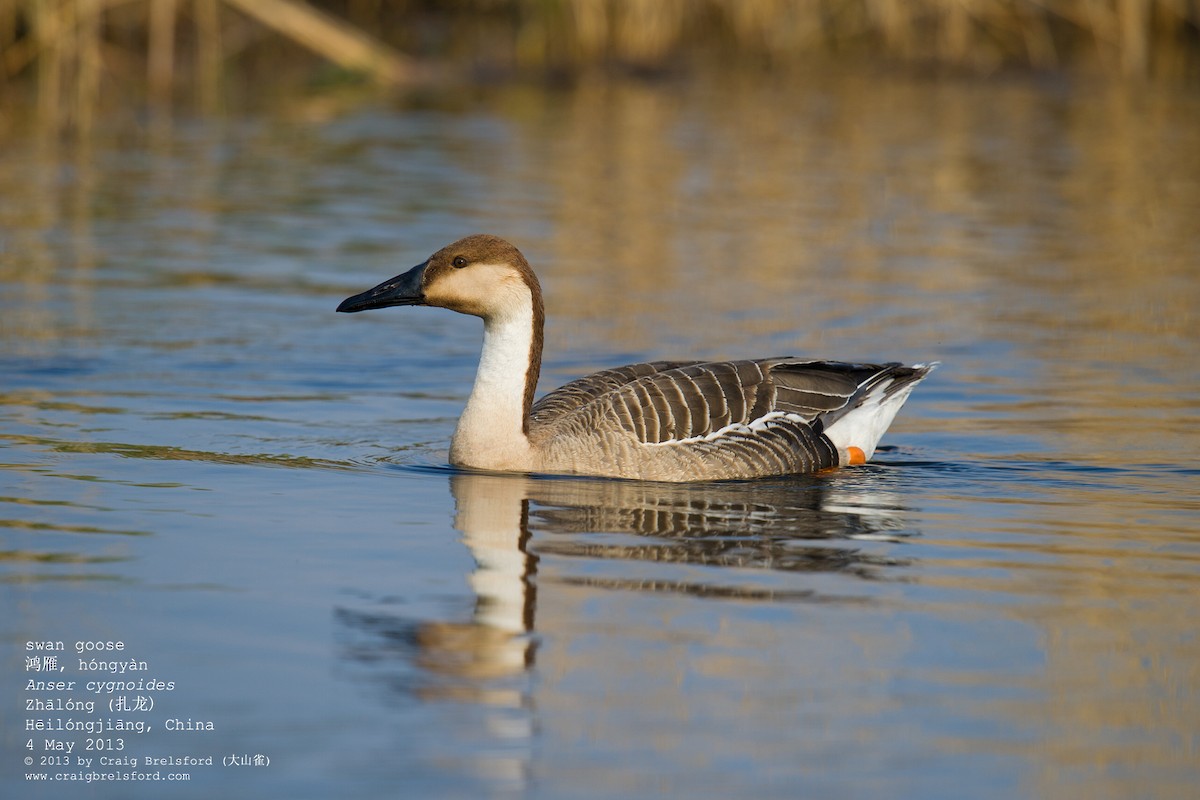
(823, 379, 918, 463)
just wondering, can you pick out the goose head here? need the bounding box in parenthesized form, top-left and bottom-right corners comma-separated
(336, 234, 541, 321)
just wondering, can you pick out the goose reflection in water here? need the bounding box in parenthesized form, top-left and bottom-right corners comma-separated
(336, 465, 919, 690)
(334, 468, 921, 788)
(526, 471, 917, 593)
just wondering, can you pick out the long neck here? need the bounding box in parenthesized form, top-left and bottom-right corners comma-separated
(450, 286, 543, 470)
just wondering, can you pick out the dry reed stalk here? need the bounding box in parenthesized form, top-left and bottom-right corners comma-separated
(872, 0, 917, 57)
(569, 0, 609, 60)
(3, 1, 33, 78)
(148, 0, 176, 101)
(1, 1, 17, 66)
(940, 0, 972, 62)
(34, 0, 64, 123)
(612, 0, 684, 64)
(221, 0, 414, 83)
(77, 0, 100, 131)
(194, 0, 221, 110)
(1117, 0, 1149, 75)
(1016, 1, 1059, 68)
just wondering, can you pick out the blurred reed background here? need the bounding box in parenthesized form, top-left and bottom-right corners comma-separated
(1, 0, 1197, 130)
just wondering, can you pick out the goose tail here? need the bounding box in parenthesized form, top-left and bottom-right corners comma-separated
(822, 362, 938, 466)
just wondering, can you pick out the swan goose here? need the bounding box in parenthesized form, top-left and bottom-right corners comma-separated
(337, 234, 934, 482)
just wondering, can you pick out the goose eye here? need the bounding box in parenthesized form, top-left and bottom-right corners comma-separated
(452, 256, 468, 268)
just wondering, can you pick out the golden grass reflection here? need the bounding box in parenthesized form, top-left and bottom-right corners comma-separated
(453, 77, 1193, 413)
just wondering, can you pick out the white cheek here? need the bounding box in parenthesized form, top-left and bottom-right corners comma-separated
(426, 263, 520, 316)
